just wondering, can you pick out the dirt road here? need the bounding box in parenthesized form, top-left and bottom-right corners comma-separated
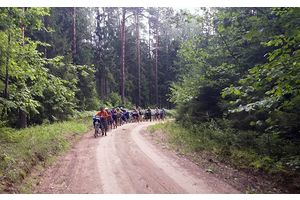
(34, 122, 239, 193)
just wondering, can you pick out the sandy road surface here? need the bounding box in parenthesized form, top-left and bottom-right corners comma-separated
(34, 122, 239, 194)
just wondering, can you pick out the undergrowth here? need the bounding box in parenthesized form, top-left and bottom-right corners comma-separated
(148, 120, 300, 192)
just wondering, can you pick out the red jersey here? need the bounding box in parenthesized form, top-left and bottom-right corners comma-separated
(96, 110, 110, 118)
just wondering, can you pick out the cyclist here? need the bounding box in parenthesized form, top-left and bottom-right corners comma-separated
(105, 108, 113, 130)
(155, 107, 160, 120)
(116, 108, 123, 126)
(160, 108, 166, 120)
(138, 107, 143, 122)
(132, 108, 139, 123)
(96, 107, 110, 136)
(111, 108, 118, 129)
(146, 107, 152, 121)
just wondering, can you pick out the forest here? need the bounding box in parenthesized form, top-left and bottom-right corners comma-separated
(0, 7, 299, 192)
(0, 7, 183, 128)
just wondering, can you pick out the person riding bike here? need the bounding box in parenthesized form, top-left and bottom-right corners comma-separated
(138, 107, 143, 122)
(132, 108, 139, 122)
(146, 107, 152, 121)
(93, 115, 102, 137)
(155, 107, 160, 120)
(111, 108, 118, 129)
(120, 108, 129, 123)
(93, 115, 100, 127)
(160, 108, 166, 120)
(116, 108, 123, 126)
(96, 107, 110, 136)
(105, 108, 113, 130)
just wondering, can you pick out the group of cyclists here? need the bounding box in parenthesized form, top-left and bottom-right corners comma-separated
(92, 106, 166, 137)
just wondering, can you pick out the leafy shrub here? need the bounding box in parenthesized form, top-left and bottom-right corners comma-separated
(104, 92, 122, 107)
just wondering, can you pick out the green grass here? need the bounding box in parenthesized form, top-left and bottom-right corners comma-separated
(0, 113, 93, 193)
(149, 121, 237, 155)
(148, 121, 300, 193)
(149, 122, 203, 153)
(148, 121, 299, 174)
(165, 109, 177, 118)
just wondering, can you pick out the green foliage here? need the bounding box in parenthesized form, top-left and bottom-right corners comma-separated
(0, 8, 101, 127)
(169, 9, 300, 189)
(104, 92, 122, 107)
(170, 8, 277, 119)
(73, 110, 97, 119)
(0, 8, 52, 126)
(75, 65, 99, 111)
(222, 8, 300, 136)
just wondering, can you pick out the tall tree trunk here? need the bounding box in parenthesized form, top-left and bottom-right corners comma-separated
(165, 42, 169, 107)
(155, 35, 158, 106)
(2, 29, 10, 119)
(148, 18, 151, 57)
(135, 11, 141, 106)
(96, 8, 102, 99)
(148, 17, 154, 105)
(19, 109, 27, 128)
(19, 7, 27, 128)
(100, 74, 105, 99)
(104, 77, 107, 97)
(4, 32, 10, 99)
(43, 16, 48, 57)
(106, 77, 110, 95)
(120, 8, 126, 104)
(155, 11, 159, 106)
(72, 7, 77, 64)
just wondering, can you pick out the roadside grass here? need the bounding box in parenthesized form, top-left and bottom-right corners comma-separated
(149, 121, 283, 172)
(148, 122, 206, 154)
(165, 109, 177, 119)
(0, 111, 94, 193)
(148, 121, 300, 193)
